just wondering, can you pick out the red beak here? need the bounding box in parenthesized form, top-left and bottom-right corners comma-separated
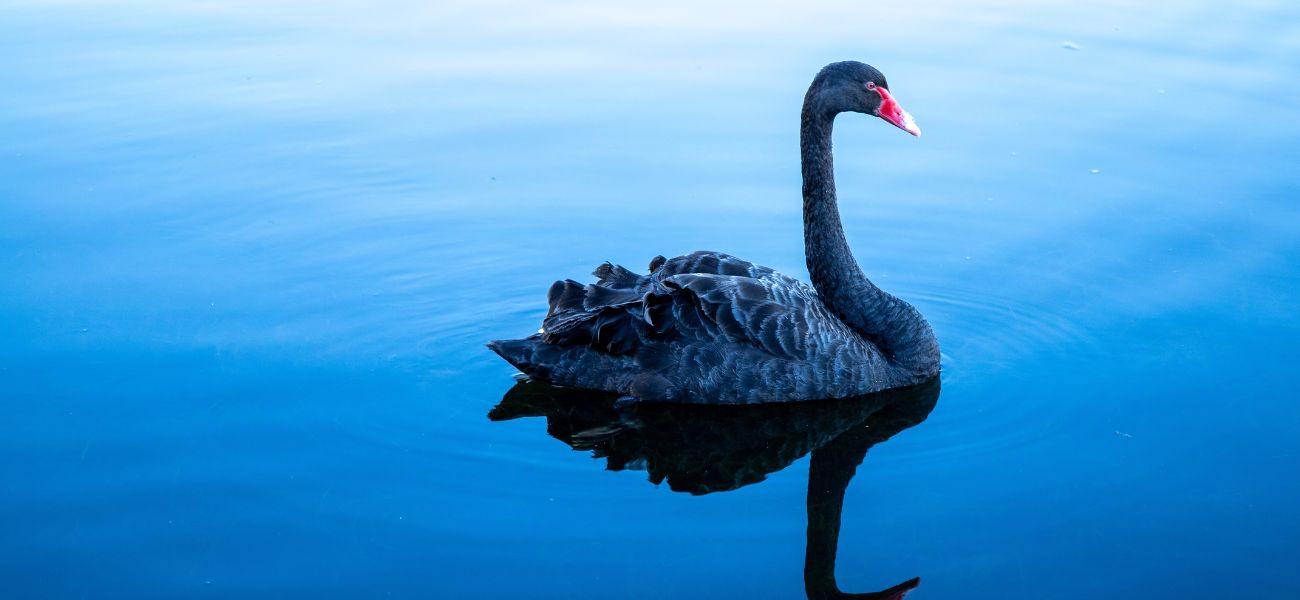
(874, 86, 921, 137)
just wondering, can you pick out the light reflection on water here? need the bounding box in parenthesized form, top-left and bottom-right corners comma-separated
(2, 0, 1299, 598)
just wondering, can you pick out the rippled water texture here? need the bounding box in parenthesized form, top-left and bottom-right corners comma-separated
(3, 1, 1299, 598)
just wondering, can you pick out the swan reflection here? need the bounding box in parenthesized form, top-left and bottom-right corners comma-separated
(489, 377, 940, 599)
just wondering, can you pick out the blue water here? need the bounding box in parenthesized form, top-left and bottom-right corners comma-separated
(3, 1, 1299, 597)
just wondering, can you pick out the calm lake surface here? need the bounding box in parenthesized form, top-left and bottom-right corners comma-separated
(3, 1, 1299, 598)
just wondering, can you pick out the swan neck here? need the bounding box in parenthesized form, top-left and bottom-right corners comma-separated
(800, 106, 857, 304)
(800, 94, 939, 379)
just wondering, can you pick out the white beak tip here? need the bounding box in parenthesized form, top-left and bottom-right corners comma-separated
(902, 112, 921, 137)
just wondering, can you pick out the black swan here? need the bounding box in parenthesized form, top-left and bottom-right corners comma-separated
(489, 61, 939, 404)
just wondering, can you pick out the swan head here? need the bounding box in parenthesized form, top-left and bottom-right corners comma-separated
(811, 61, 921, 137)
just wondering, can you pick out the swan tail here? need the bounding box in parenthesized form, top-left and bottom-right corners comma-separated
(489, 335, 642, 393)
(487, 336, 550, 379)
(487, 335, 611, 381)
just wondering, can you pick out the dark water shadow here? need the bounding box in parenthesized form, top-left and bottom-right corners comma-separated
(489, 377, 940, 599)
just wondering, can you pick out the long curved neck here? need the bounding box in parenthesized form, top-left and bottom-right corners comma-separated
(800, 93, 939, 380)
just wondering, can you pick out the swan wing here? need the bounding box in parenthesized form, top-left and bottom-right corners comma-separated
(653, 251, 781, 280)
(489, 251, 887, 402)
(538, 252, 855, 362)
(652, 272, 852, 361)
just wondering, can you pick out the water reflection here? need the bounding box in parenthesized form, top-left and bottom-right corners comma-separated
(489, 378, 940, 599)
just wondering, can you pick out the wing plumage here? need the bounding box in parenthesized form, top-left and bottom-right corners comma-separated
(489, 251, 901, 404)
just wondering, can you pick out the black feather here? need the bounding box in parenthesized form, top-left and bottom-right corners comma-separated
(594, 262, 641, 288)
(583, 283, 640, 311)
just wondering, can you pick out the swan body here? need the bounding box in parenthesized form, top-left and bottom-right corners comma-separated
(489, 61, 940, 404)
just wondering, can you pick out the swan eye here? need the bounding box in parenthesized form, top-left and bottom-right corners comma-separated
(866, 81, 876, 90)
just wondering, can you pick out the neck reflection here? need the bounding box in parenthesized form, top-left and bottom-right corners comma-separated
(489, 378, 940, 599)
